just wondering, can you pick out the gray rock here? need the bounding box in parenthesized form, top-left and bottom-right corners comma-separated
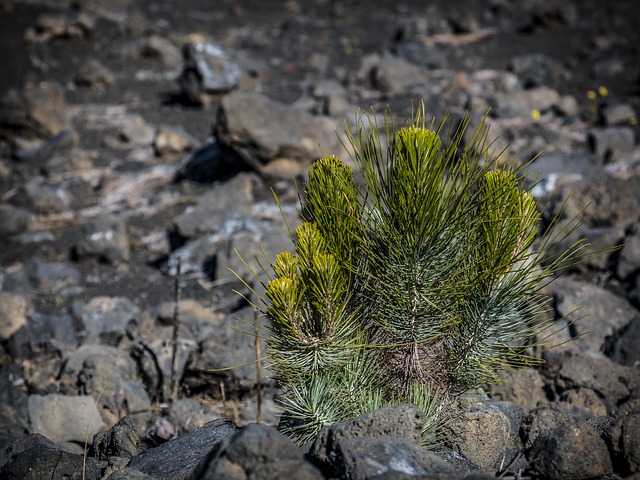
(592, 58, 625, 78)
(161, 398, 220, 435)
(61, 345, 151, 425)
(618, 223, 640, 280)
(28, 394, 105, 444)
(546, 175, 640, 228)
(556, 351, 640, 405)
(307, 79, 352, 117)
(553, 388, 608, 419)
(26, 256, 81, 291)
(527, 422, 612, 479)
(523, 407, 581, 450)
(489, 367, 547, 412)
(11, 175, 71, 213)
(495, 86, 561, 118)
(11, 129, 76, 163)
(179, 41, 244, 105)
(214, 92, 339, 176)
(508, 53, 567, 88)
(186, 306, 266, 392)
(72, 296, 140, 337)
(0, 80, 71, 139)
(59, 344, 137, 394)
(133, 333, 197, 402)
(141, 35, 182, 70)
(588, 127, 635, 163)
(154, 124, 198, 156)
(7, 311, 77, 356)
(172, 173, 254, 239)
(75, 58, 117, 88)
(443, 402, 512, 471)
(125, 418, 237, 480)
(92, 415, 148, 461)
(601, 103, 636, 126)
(0, 292, 29, 340)
(327, 435, 458, 480)
(369, 54, 425, 95)
(551, 277, 638, 352)
(103, 112, 155, 150)
(0, 433, 102, 480)
(530, 1, 578, 27)
(528, 151, 603, 193)
(202, 423, 323, 480)
(74, 213, 130, 263)
(28, 11, 95, 40)
(310, 404, 425, 469)
(604, 316, 640, 367)
(0, 203, 31, 236)
(610, 403, 640, 474)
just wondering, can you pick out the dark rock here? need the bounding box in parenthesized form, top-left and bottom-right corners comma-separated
(551, 277, 638, 352)
(588, 127, 635, 163)
(553, 388, 608, 419)
(556, 351, 640, 405)
(201, 423, 323, 480)
(604, 316, 640, 367)
(326, 435, 458, 480)
(0, 433, 102, 480)
(92, 415, 149, 462)
(530, 0, 578, 27)
(214, 92, 339, 177)
(610, 401, 640, 474)
(310, 404, 425, 472)
(75, 58, 117, 88)
(179, 41, 244, 105)
(27, 394, 105, 444)
(527, 422, 612, 479)
(528, 151, 603, 195)
(175, 137, 227, 182)
(0, 203, 32, 237)
(124, 418, 236, 480)
(73, 213, 130, 263)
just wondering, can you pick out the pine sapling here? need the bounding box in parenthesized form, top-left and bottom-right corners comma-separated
(237, 103, 597, 446)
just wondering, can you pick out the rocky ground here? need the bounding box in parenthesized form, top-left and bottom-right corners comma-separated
(1, 0, 640, 479)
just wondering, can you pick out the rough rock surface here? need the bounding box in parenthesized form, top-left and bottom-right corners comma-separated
(1, 0, 640, 478)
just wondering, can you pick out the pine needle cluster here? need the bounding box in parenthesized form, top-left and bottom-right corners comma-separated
(240, 104, 593, 446)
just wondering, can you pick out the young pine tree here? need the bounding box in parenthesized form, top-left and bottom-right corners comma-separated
(241, 104, 594, 446)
